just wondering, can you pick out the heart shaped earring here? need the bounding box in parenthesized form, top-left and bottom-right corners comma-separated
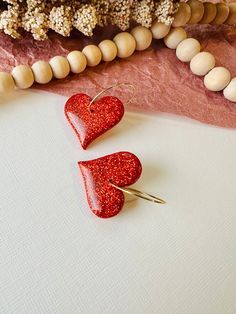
(64, 83, 135, 149)
(78, 151, 166, 218)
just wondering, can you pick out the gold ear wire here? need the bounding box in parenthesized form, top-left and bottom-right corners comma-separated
(110, 183, 166, 205)
(89, 82, 136, 109)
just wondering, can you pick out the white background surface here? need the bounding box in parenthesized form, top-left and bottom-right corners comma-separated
(0, 90, 236, 314)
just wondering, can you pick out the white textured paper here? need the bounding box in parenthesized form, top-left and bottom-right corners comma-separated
(0, 90, 236, 314)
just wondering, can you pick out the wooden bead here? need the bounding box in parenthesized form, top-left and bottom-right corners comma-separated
(0, 72, 15, 93)
(131, 26, 152, 51)
(11, 65, 34, 89)
(211, 3, 229, 25)
(151, 21, 171, 39)
(204, 67, 231, 92)
(223, 78, 236, 102)
(82, 45, 102, 66)
(113, 32, 136, 58)
(199, 2, 217, 24)
(176, 38, 201, 62)
(172, 2, 191, 27)
(32, 61, 53, 84)
(187, 0, 205, 24)
(164, 27, 187, 49)
(49, 56, 70, 79)
(67, 51, 87, 73)
(98, 40, 118, 62)
(225, 3, 236, 25)
(190, 52, 215, 76)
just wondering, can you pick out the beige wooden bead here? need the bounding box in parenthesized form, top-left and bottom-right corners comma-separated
(190, 52, 215, 76)
(151, 21, 171, 39)
(98, 40, 118, 62)
(164, 27, 187, 49)
(199, 2, 217, 24)
(211, 3, 229, 25)
(223, 78, 236, 102)
(187, 0, 205, 24)
(49, 56, 70, 79)
(67, 51, 87, 73)
(204, 67, 231, 92)
(225, 3, 236, 25)
(172, 2, 191, 27)
(131, 26, 152, 51)
(113, 32, 136, 58)
(176, 38, 201, 62)
(11, 65, 34, 89)
(32, 61, 53, 84)
(82, 45, 102, 66)
(0, 72, 15, 93)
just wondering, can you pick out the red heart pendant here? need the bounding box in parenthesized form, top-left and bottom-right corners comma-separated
(78, 152, 142, 218)
(65, 93, 124, 149)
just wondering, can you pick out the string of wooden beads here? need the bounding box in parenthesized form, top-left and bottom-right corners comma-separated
(172, 0, 236, 27)
(0, 3, 235, 103)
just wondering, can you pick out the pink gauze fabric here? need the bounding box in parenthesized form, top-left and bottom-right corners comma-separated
(0, 24, 236, 128)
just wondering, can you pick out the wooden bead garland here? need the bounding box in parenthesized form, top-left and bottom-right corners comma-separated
(113, 32, 136, 58)
(11, 65, 34, 89)
(223, 78, 236, 102)
(211, 3, 230, 25)
(199, 2, 217, 24)
(49, 56, 70, 79)
(164, 27, 187, 49)
(226, 3, 236, 25)
(151, 21, 171, 39)
(0, 72, 15, 94)
(32, 61, 53, 84)
(0, 9, 236, 103)
(172, 2, 191, 27)
(67, 51, 87, 73)
(204, 67, 231, 92)
(176, 38, 201, 62)
(82, 45, 102, 67)
(98, 40, 118, 62)
(131, 26, 152, 51)
(190, 52, 215, 76)
(187, 0, 205, 24)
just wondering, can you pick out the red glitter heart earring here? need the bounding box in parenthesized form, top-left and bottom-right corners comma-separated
(64, 83, 135, 149)
(78, 151, 166, 219)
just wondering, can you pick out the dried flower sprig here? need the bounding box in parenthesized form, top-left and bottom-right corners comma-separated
(0, 0, 180, 40)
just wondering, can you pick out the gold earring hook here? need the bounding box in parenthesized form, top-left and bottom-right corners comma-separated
(110, 183, 166, 205)
(89, 82, 136, 108)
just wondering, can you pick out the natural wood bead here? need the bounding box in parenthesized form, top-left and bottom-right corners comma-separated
(131, 26, 152, 51)
(11, 65, 34, 89)
(82, 45, 102, 66)
(172, 2, 191, 27)
(67, 51, 87, 73)
(223, 78, 236, 102)
(151, 21, 171, 39)
(190, 52, 215, 76)
(199, 2, 217, 24)
(32, 61, 53, 84)
(113, 32, 136, 58)
(0, 72, 15, 93)
(225, 3, 236, 25)
(204, 67, 231, 92)
(187, 0, 205, 24)
(176, 38, 201, 62)
(164, 27, 187, 49)
(98, 40, 118, 62)
(49, 56, 70, 79)
(211, 3, 229, 25)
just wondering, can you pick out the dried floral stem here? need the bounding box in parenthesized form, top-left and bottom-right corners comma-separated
(0, 0, 179, 40)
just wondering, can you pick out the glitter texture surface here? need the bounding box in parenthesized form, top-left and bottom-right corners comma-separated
(65, 93, 124, 149)
(78, 152, 142, 218)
